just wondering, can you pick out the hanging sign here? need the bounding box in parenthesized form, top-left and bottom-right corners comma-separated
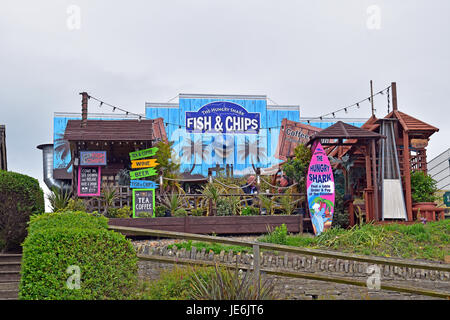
(80, 151, 107, 166)
(133, 189, 155, 218)
(185, 101, 260, 134)
(130, 167, 158, 179)
(130, 180, 159, 189)
(306, 142, 335, 236)
(77, 166, 101, 197)
(411, 139, 428, 149)
(129, 147, 158, 161)
(131, 158, 159, 169)
(274, 119, 322, 160)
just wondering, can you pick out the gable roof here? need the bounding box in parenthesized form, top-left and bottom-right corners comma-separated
(385, 110, 439, 132)
(64, 119, 156, 141)
(307, 121, 384, 145)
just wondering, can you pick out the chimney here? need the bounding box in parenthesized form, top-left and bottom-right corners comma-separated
(391, 82, 398, 111)
(80, 92, 89, 127)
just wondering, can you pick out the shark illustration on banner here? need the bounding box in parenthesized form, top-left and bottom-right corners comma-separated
(306, 141, 335, 235)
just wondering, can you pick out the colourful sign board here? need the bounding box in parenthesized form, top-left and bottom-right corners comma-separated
(80, 151, 107, 166)
(444, 191, 450, 207)
(130, 167, 158, 179)
(306, 142, 335, 236)
(77, 166, 101, 197)
(185, 101, 260, 134)
(130, 180, 159, 189)
(133, 189, 155, 218)
(131, 158, 159, 169)
(129, 147, 158, 161)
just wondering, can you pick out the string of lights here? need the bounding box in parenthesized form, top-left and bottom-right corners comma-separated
(84, 84, 391, 129)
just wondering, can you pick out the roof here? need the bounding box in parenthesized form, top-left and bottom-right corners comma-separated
(307, 121, 384, 145)
(385, 110, 439, 132)
(64, 120, 156, 141)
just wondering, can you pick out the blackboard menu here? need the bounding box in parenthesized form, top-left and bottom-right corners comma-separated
(78, 166, 101, 196)
(133, 189, 155, 218)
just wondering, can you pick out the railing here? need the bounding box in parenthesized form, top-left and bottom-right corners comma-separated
(109, 225, 450, 299)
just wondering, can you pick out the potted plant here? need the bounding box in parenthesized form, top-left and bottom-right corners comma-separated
(410, 171, 438, 219)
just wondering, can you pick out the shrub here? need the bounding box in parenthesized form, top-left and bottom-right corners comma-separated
(410, 171, 438, 203)
(259, 224, 288, 245)
(107, 206, 132, 218)
(190, 208, 205, 216)
(241, 206, 259, 216)
(19, 211, 137, 300)
(216, 198, 233, 216)
(138, 266, 219, 300)
(47, 187, 71, 212)
(0, 170, 44, 252)
(155, 205, 167, 217)
(64, 198, 87, 212)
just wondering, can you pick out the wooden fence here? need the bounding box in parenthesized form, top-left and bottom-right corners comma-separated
(109, 225, 450, 299)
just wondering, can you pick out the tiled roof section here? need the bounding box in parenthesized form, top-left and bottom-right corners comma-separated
(308, 121, 384, 143)
(64, 119, 156, 141)
(386, 111, 439, 132)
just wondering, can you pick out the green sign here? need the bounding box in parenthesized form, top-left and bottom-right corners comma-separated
(130, 168, 158, 179)
(129, 147, 158, 161)
(133, 189, 155, 218)
(444, 191, 450, 207)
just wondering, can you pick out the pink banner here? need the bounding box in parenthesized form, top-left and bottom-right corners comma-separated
(306, 142, 335, 235)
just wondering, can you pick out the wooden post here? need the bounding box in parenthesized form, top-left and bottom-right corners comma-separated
(253, 243, 261, 298)
(80, 92, 89, 128)
(403, 131, 413, 221)
(365, 144, 373, 221)
(371, 140, 379, 221)
(391, 82, 398, 111)
(299, 214, 304, 234)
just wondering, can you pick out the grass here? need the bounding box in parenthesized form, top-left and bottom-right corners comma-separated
(258, 220, 450, 262)
(167, 220, 450, 262)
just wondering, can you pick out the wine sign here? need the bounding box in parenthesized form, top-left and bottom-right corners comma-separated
(133, 189, 155, 218)
(78, 166, 101, 197)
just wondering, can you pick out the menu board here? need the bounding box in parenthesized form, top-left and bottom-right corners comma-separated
(77, 166, 101, 196)
(132, 189, 155, 218)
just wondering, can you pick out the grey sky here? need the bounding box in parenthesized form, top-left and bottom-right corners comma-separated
(1, 0, 449, 203)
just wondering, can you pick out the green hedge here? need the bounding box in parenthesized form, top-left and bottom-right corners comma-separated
(0, 170, 44, 252)
(19, 211, 138, 300)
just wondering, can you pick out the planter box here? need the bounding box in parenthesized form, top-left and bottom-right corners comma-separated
(109, 215, 312, 235)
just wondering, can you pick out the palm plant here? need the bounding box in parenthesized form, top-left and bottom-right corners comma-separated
(200, 183, 224, 216)
(160, 193, 188, 217)
(190, 263, 276, 300)
(258, 194, 276, 215)
(100, 184, 118, 215)
(278, 190, 295, 215)
(47, 187, 72, 212)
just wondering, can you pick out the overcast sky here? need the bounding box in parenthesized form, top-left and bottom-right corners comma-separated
(1, 0, 449, 204)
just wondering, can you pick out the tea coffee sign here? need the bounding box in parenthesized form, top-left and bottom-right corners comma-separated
(77, 166, 101, 196)
(133, 189, 155, 218)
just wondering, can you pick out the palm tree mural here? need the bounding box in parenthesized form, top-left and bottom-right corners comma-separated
(54, 131, 72, 171)
(211, 135, 235, 162)
(237, 137, 267, 172)
(180, 137, 209, 174)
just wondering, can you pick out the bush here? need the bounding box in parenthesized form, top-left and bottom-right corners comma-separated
(410, 171, 438, 203)
(19, 211, 138, 300)
(47, 187, 71, 212)
(155, 205, 167, 217)
(241, 206, 259, 216)
(0, 170, 44, 252)
(216, 198, 233, 216)
(190, 208, 205, 216)
(107, 206, 132, 218)
(259, 224, 288, 245)
(138, 266, 219, 300)
(64, 198, 87, 212)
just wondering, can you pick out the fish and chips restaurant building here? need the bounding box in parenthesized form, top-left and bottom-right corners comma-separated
(38, 92, 374, 221)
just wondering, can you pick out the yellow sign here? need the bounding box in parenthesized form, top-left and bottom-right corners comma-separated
(131, 159, 159, 169)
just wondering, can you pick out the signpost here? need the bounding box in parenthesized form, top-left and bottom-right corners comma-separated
(306, 142, 335, 236)
(129, 147, 159, 218)
(132, 189, 155, 218)
(77, 166, 101, 197)
(444, 191, 450, 207)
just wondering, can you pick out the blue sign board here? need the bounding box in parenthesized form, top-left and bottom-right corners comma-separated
(80, 151, 107, 166)
(130, 180, 159, 189)
(185, 101, 260, 134)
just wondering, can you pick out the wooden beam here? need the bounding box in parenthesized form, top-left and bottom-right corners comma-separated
(403, 131, 413, 221)
(371, 140, 380, 221)
(391, 82, 398, 111)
